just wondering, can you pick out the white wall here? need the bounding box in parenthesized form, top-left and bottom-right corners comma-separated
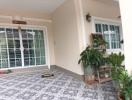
(52, 0, 84, 75)
(119, 0, 132, 74)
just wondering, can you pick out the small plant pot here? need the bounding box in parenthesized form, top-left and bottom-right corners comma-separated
(118, 95, 125, 100)
(84, 75, 95, 81)
(84, 66, 95, 84)
(84, 74, 95, 85)
(117, 92, 125, 100)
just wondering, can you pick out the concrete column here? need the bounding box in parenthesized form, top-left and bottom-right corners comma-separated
(119, 0, 132, 74)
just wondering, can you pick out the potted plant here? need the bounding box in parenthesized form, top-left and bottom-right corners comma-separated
(106, 52, 124, 85)
(106, 52, 124, 89)
(107, 52, 132, 100)
(78, 46, 105, 84)
(114, 67, 132, 100)
(106, 52, 124, 67)
(91, 34, 107, 51)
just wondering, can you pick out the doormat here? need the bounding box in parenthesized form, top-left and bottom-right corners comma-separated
(41, 69, 54, 78)
(0, 70, 12, 74)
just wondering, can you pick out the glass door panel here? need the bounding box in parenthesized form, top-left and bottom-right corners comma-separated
(30, 57, 35, 65)
(1, 49, 8, 68)
(22, 29, 35, 66)
(34, 30, 46, 65)
(22, 29, 46, 66)
(0, 27, 46, 69)
(7, 28, 22, 67)
(34, 30, 41, 65)
(0, 28, 8, 68)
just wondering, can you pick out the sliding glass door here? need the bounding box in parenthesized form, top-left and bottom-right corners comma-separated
(0, 28, 9, 68)
(0, 26, 46, 69)
(21, 29, 46, 67)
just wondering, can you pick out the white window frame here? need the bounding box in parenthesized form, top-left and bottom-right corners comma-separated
(0, 23, 50, 70)
(91, 16, 123, 53)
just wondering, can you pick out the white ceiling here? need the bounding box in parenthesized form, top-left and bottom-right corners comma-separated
(0, 0, 66, 13)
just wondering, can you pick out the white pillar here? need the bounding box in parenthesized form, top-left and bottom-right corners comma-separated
(119, 0, 132, 74)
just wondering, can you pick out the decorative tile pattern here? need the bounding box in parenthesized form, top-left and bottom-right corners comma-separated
(68, 82, 81, 88)
(0, 87, 5, 92)
(30, 84, 46, 91)
(53, 81, 66, 86)
(0, 67, 117, 100)
(3, 81, 18, 87)
(46, 86, 61, 94)
(15, 83, 31, 89)
(0, 99, 6, 100)
(58, 97, 75, 100)
(82, 90, 98, 99)
(59, 76, 72, 81)
(39, 79, 52, 85)
(102, 93, 117, 100)
(16, 91, 36, 100)
(63, 88, 78, 97)
(14, 76, 29, 81)
(1, 89, 19, 97)
(101, 85, 116, 92)
(0, 79, 6, 84)
(26, 78, 40, 83)
(35, 94, 55, 100)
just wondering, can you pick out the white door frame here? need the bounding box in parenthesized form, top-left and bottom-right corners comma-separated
(0, 23, 50, 70)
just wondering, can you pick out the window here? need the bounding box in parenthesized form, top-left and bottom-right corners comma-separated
(95, 23, 121, 49)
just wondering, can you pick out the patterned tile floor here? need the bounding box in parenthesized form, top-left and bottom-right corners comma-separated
(0, 67, 117, 100)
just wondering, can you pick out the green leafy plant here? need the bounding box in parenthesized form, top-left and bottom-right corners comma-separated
(107, 52, 132, 100)
(112, 67, 132, 100)
(107, 52, 124, 81)
(78, 46, 105, 74)
(107, 52, 124, 67)
(92, 34, 107, 48)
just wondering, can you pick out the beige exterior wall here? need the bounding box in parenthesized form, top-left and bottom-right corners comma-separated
(52, 0, 84, 75)
(82, 0, 121, 45)
(0, 0, 122, 75)
(52, 0, 121, 75)
(0, 9, 51, 20)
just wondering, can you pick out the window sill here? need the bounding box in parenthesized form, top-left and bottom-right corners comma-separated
(106, 49, 124, 54)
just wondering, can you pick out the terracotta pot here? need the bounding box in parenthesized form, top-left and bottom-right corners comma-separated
(84, 75, 95, 82)
(117, 92, 125, 100)
(118, 96, 125, 100)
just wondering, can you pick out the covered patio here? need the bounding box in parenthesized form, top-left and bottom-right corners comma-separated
(0, 0, 131, 100)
